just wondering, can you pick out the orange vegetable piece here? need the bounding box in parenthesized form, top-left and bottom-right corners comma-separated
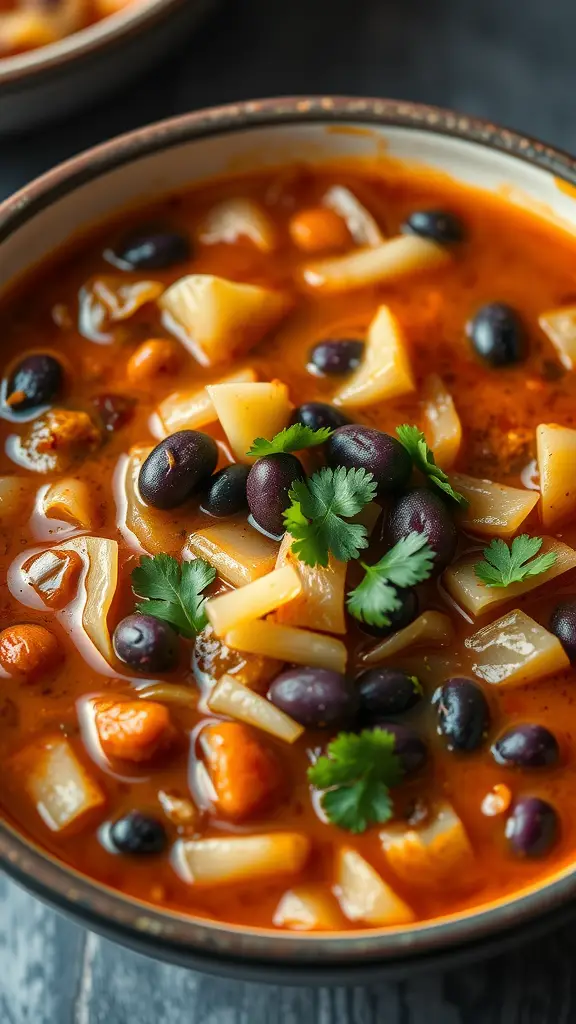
(95, 700, 175, 763)
(202, 721, 281, 820)
(289, 207, 351, 254)
(0, 624, 62, 680)
(126, 339, 180, 384)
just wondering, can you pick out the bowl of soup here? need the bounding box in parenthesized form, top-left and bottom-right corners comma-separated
(0, 0, 217, 134)
(2, 97, 576, 982)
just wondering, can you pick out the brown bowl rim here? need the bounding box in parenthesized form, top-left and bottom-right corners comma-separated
(1, 95, 576, 967)
(0, 0, 193, 88)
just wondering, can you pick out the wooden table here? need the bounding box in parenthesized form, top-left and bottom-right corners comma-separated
(2, 0, 576, 1018)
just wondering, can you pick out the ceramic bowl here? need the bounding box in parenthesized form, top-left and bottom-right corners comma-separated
(2, 97, 576, 983)
(0, 0, 217, 135)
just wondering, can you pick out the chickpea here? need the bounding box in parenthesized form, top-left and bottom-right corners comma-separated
(0, 624, 62, 680)
(126, 339, 180, 385)
(288, 207, 351, 254)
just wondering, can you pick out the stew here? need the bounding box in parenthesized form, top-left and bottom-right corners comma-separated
(0, 0, 141, 57)
(2, 158, 576, 933)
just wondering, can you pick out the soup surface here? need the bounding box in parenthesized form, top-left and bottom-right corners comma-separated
(2, 159, 576, 934)
(0, 0, 141, 57)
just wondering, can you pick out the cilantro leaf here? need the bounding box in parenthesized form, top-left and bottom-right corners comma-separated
(283, 466, 377, 567)
(474, 535, 558, 589)
(347, 531, 435, 627)
(396, 424, 468, 506)
(131, 554, 216, 639)
(246, 424, 332, 457)
(308, 729, 403, 834)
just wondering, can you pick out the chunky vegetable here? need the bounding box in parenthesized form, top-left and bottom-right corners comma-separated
(333, 306, 415, 409)
(274, 532, 347, 634)
(536, 423, 576, 529)
(336, 848, 414, 926)
(465, 609, 570, 686)
(206, 565, 302, 636)
(451, 473, 539, 538)
(299, 234, 449, 293)
(185, 519, 279, 587)
(422, 374, 462, 470)
(156, 367, 258, 436)
(207, 674, 304, 743)
(225, 620, 347, 673)
(208, 380, 292, 463)
(273, 887, 344, 931)
(360, 611, 456, 666)
(12, 736, 105, 833)
(198, 198, 277, 252)
(174, 833, 310, 885)
(43, 477, 97, 530)
(201, 722, 281, 819)
(539, 304, 576, 369)
(380, 803, 474, 888)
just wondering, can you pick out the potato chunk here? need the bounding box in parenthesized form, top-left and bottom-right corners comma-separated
(465, 609, 569, 686)
(336, 848, 414, 926)
(157, 367, 257, 435)
(201, 722, 281, 819)
(536, 423, 576, 528)
(539, 305, 576, 369)
(299, 234, 449, 293)
(206, 565, 302, 636)
(207, 380, 292, 462)
(226, 620, 347, 673)
(43, 477, 97, 530)
(445, 537, 576, 617)
(174, 833, 310, 885)
(452, 473, 539, 538)
(273, 887, 344, 931)
(160, 274, 291, 365)
(360, 611, 455, 666)
(422, 374, 462, 470)
(380, 803, 474, 888)
(274, 532, 346, 634)
(185, 519, 279, 587)
(207, 674, 303, 744)
(333, 305, 415, 409)
(13, 735, 105, 833)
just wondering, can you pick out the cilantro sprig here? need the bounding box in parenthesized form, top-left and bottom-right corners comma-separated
(283, 466, 377, 567)
(474, 535, 557, 589)
(396, 424, 468, 506)
(131, 554, 216, 639)
(246, 423, 332, 458)
(308, 729, 404, 833)
(347, 531, 435, 627)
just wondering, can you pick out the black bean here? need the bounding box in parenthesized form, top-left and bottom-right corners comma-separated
(402, 209, 464, 245)
(113, 614, 179, 673)
(201, 464, 249, 518)
(268, 667, 358, 728)
(290, 402, 351, 432)
(505, 797, 558, 857)
(110, 812, 167, 855)
(550, 600, 576, 662)
(358, 586, 419, 639)
(5, 353, 63, 412)
(433, 677, 490, 752)
(467, 303, 526, 367)
(492, 724, 559, 769)
(372, 723, 428, 775)
(138, 430, 218, 509)
(356, 667, 423, 719)
(326, 424, 412, 495)
(308, 339, 364, 376)
(386, 487, 457, 572)
(106, 228, 190, 270)
(247, 453, 304, 537)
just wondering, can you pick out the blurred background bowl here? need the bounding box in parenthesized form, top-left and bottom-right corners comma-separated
(0, 0, 218, 135)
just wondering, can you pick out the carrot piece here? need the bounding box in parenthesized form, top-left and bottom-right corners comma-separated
(289, 207, 351, 253)
(94, 700, 175, 763)
(202, 721, 281, 820)
(0, 624, 62, 680)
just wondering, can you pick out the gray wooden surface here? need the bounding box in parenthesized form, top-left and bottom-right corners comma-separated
(3, 0, 576, 1019)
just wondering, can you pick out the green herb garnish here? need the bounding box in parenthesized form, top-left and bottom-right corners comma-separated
(283, 466, 377, 568)
(308, 729, 404, 833)
(246, 423, 332, 458)
(396, 424, 468, 506)
(131, 554, 216, 639)
(347, 531, 435, 627)
(474, 535, 557, 589)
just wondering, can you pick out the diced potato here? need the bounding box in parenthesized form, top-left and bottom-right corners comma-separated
(206, 565, 302, 636)
(539, 305, 576, 369)
(156, 367, 257, 435)
(333, 305, 415, 409)
(536, 423, 576, 528)
(299, 234, 450, 294)
(465, 609, 569, 686)
(207, 674, 303, 743)
(198, 198, 277, 252)
(207, 380, 292, 462)
(43, 477, 96, 530)
(380, 803, 474, 888)
(12, 735, 105, 833)
(62, 536, 118, 665)
(322, 186, 384, 247)
(274, 533, 346, 634)
(201, 721, 281, 819)
(0, 476, 35, 526)
(444, 537, 576, 617)
(360, 611, 455, 666)
(225, 620, 347, 674)
(336, 848, 414, 927)
(452, 472, 539, 538)
(185, 519, 279, 587)
(273, 887, 344, 931)
(174, 832, 310, 885)
(422, 374, 462, 470)
(160, 274, 292, 366)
